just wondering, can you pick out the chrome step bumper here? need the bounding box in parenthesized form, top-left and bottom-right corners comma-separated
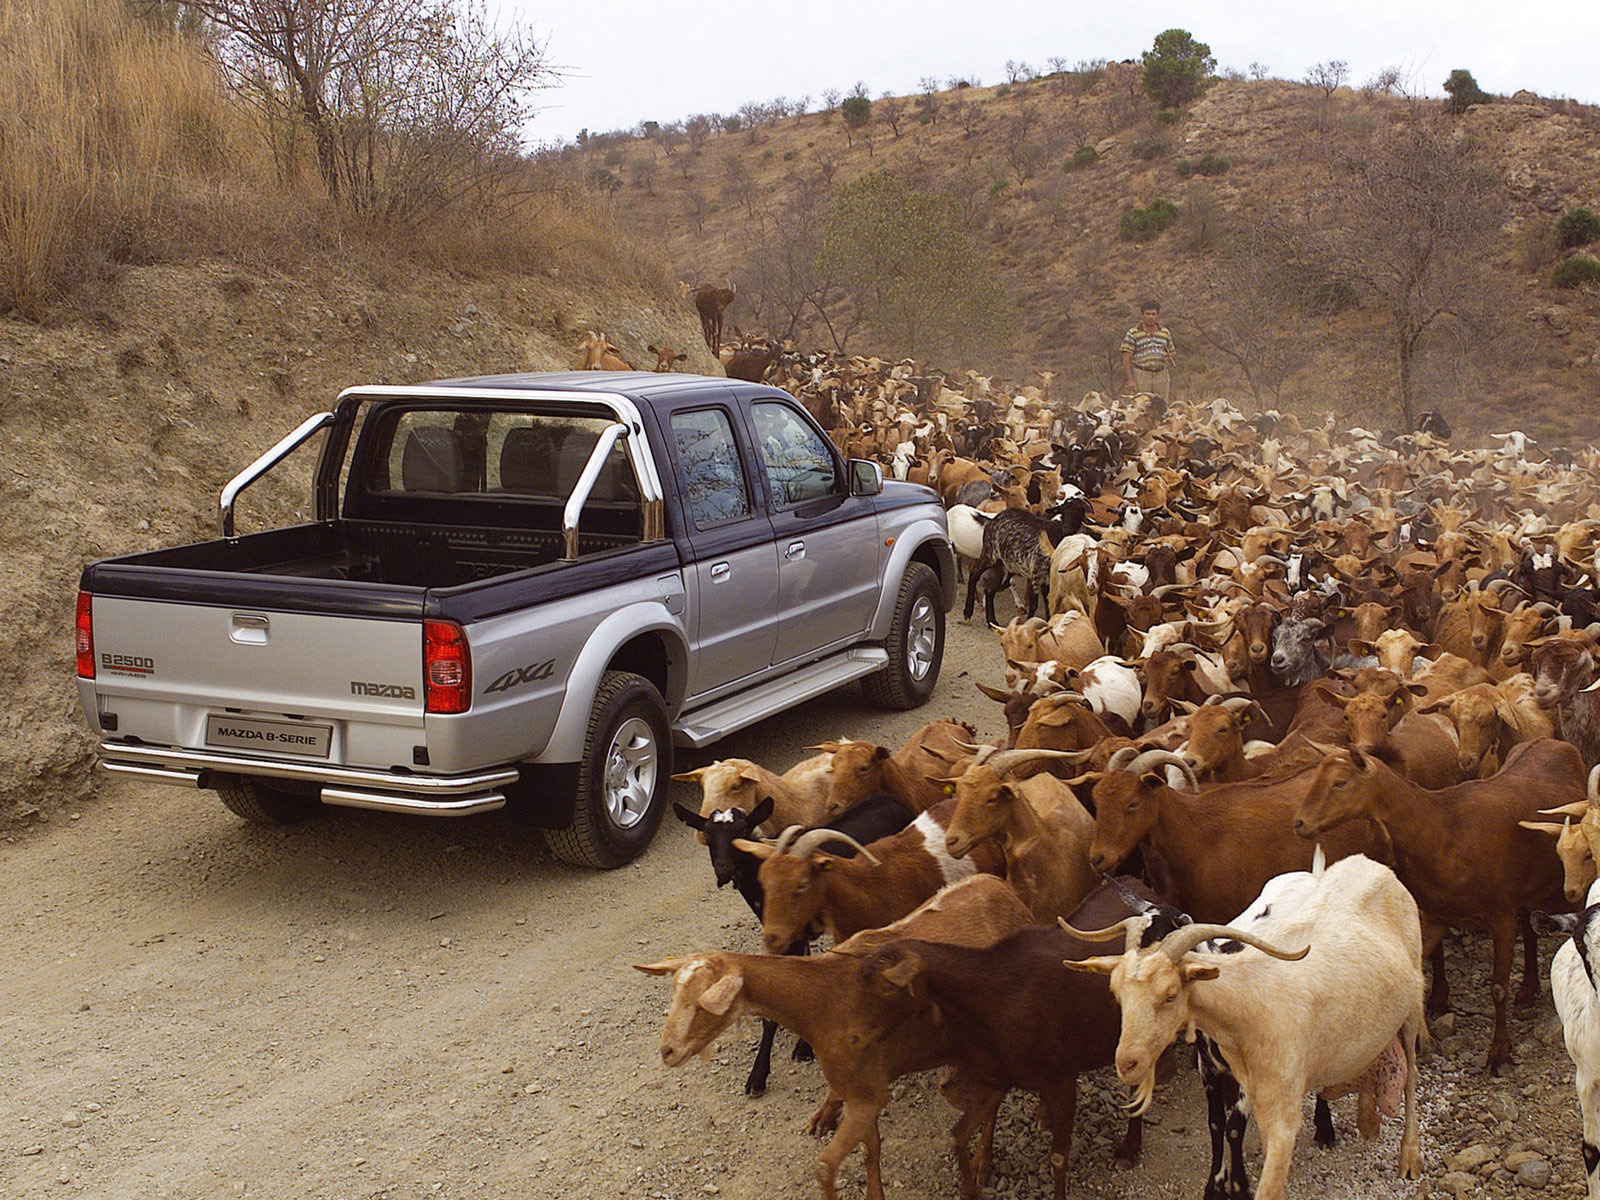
(98, 742, 515, 815)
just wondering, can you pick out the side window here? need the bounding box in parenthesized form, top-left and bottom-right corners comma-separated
(751, 402, 836, 507)
(671, 408, 752, 529)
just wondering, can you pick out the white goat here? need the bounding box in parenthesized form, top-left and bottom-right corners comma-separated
(1065, 853, 1425, 1200)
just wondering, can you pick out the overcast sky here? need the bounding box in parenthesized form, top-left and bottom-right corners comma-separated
(494, 0, 1600, 146)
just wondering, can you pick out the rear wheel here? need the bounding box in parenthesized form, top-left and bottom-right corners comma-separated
(214, 775, 322, 824)
(863, 562, 944, 710)
(546, 671, 672, 869)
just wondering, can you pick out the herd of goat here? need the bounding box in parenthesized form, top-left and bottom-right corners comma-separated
(635, 356, 1600, 1200)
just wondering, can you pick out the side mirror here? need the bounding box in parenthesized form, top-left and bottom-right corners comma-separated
(849, 458, 883, 497)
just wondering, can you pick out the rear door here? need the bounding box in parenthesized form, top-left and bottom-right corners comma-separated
(667, 405, 780, 695)
(748, 399, 882, 665)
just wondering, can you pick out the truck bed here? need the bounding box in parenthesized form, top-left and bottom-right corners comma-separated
(97, 514, 641, 591)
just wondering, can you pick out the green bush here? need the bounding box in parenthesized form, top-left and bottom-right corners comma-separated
(994, 83, 1012, 98)
(1141, 28, 1215, 108)
(1068, 145, 1098, 171)
(1119, 198, 1179, 241)
(1444, 68, 1491, 113)
(1130, 137, 1170, 160)
(1556, 207, 1600, 249)
(1155, 109, 1182, 125)
(1551, 255, 1600, 289)
(1342, 112, 1376, 138)
(1175, 152, 1230, 178)
(721, 114, 742, 133)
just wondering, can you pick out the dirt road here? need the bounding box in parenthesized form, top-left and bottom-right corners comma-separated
(0, 615, 1584, 1199)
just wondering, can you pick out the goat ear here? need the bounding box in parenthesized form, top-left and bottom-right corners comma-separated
(1061, 955, 1119, 975)
(634, 959, 688, 976)
(697, 972, 743, 1016)
(1405, 683, 1431, 697)
(733, 838, 776, 859)
(671, 768, 708, 784)
(976, 681, 1013, 702)
(879, 956, 922, 993)
(1138, 771, 1166, 789)
(672, 803, 707, 830)
(1181, 963, 1221, 983)
(748, 795, 775, 828)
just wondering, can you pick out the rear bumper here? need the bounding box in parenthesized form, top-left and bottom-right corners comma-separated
(97, 741, 517, 816)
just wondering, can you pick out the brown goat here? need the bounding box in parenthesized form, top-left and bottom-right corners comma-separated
(818, 719, 976, 816)
(1084, 750, 1386, 923)
(636, 875, 1031, 1200)
(737, 799, 1006, 954)
(1293, 738, 1584, 1072)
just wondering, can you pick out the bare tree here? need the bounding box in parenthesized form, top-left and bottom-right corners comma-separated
(1248, 61, 1271, 81)
(820, 87, 841, 115)
(1185, 219, 1310, 403)
(877, 93, 905, 138)
(1306, 60, 1349, 101)
(188, 0, 548, 219)
(1315, 114, 1504, 427)
(684, 113, 713, 151)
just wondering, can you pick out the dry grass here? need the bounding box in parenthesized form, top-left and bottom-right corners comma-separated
(0, 0, 674, 318)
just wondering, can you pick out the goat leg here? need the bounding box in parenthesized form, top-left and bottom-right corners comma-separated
(808, 1091, 843, 1136)
(744, 1018, 778, 1096)
(1422, 920, 1451, 1017)
(1042, 1077, 1078, 1200)
(1312, 1095, 1336, 1147)
(1487, 912, 1516, 1074)
(1516, 908, 1541, 1008)
(942, 1081, 1004, 1200)
(1198, 1035, 1254, 1200)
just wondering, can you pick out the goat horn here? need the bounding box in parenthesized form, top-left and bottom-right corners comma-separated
(1590, 764, 1600, 806)
(979, 748, 1086, 777)
(1540, 802, 1590, 819)
(1126, 749, 1200, 790)
(788, 827, 882, 864)
(1058, 913, 1149, 949)
(771, 824, 808, 855)
(1220, 696, 1255, 713)
(1151, 583, 1195, 597)
(1106, 746, 1141, 773)
(1158, 923, 1310, 963)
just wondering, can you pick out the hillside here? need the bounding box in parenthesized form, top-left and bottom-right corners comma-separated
(0, 259, 718, 824)
(569, 69, 1600, 441)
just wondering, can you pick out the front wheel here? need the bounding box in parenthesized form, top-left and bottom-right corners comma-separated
(546, 671, 673, 869)
(862, 562, 944, 710)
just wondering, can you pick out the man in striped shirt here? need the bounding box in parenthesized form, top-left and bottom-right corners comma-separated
(1121, 300, 1175, 400)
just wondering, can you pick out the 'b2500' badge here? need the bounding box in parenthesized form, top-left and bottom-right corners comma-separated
(485, 658, 557, 694)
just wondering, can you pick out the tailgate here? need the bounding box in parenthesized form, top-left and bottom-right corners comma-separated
(87, 594, 427, 771)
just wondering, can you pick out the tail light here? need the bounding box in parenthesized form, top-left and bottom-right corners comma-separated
(75, 592, 95, 678)
(423, 620, 471, 714)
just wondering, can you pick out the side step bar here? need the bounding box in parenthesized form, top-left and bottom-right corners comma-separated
(672, 647, 888, 749)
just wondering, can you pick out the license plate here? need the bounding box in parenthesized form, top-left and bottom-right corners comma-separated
(205, 715, 332, 758)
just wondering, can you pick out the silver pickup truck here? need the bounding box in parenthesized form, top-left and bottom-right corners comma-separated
(75, 372, 954, 866)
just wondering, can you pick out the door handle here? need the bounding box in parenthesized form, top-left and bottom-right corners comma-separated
(710, 562, 731, 582)
(786, 541, 806, 561)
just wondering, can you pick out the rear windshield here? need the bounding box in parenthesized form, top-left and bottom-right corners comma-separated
(365, 408, 639, 502)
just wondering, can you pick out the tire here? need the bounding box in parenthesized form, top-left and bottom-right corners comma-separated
(862, 562, 945, 710)
(545, 671, 673, 869)
(214, 774, 322, 825)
